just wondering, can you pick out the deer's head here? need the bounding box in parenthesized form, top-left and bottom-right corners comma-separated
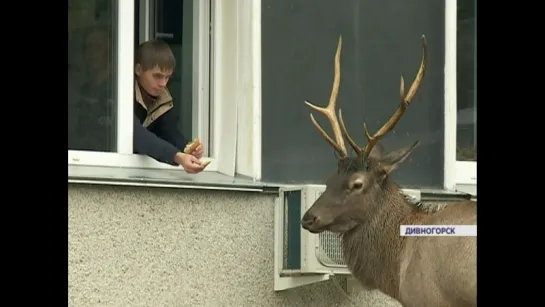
(301, 35, 428, 234)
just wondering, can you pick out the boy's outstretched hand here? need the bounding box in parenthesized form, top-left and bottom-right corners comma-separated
(175, 152, 204, 174)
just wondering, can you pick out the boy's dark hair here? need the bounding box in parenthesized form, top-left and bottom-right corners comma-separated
(135, 39, 176, 72)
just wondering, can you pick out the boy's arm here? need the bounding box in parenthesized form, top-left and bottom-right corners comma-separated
(153, 108, 189, 150)
(133, 114, 180, 165)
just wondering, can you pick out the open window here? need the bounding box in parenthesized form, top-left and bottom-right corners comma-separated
(68, 0, 238, 176)
(455, 0, 476, 189)
(444, 0, 476, 195)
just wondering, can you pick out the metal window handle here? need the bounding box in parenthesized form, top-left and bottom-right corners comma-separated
(155, 32, 174, 39)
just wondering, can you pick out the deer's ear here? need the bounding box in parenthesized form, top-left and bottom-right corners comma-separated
(369, 142, 385, 159)
(377, 141, 419, 176)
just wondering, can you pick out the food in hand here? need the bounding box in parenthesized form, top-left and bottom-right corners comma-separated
(183, 137, 201, 154)
(183, 137, 210, 169)
(200, 158, 212, 168)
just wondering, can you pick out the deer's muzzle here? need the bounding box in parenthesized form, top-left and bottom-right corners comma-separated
(301, 212, 327, 234)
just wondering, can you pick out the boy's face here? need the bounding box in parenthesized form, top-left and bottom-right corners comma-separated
(135, 64, 173, 97)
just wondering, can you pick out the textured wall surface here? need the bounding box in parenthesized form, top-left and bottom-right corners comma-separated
(68, 184, 401, 307)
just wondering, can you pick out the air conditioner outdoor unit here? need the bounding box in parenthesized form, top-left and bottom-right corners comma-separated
(273, 184, 349, 291)
(297, 184, 352, 274)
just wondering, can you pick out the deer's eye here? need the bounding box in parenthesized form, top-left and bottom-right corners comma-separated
(351, 180, 364, 190)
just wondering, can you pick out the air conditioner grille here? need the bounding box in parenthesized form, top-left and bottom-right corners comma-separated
(312, 190, 346, 267)
(317, 231, 346, 266)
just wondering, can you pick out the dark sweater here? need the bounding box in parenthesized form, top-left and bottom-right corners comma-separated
(133, 99, 188, 166)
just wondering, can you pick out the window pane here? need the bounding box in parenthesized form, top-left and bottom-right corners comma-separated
(456, 0, 476, 161)
(260, 0, 446, 187)
(68, 0, 117, 152)
(152, 0, 194, 145)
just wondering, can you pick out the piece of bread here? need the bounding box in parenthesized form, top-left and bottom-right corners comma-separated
(183, 137, 201, 154)
(183, 137, 210, 168)
(200, 158, 212, 168)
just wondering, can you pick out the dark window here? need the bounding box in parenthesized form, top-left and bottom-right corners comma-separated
(456, 0, 477, 162)
(68, 0, 118, 152)
(261, 0, 446, 188)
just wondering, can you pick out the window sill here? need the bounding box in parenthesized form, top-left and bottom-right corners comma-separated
(68, 150, 220, 172)
(454, 183, 476, 197)
(68, 165, 280, 193)
(455, 161, 476, 185)
(419, 188, 473, 201)
(69, 166, 477, 199)
(454, 161, 477, 197)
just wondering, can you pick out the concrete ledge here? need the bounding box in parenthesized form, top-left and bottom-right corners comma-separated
(69, 165, 281, 193)
(69, 165, 474, 200)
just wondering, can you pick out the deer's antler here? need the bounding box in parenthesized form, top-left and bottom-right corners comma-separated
(305, 36, 348, 159)
(338, 35, 428, 162)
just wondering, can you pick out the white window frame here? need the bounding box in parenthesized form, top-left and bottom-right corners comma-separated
(68, 0, 253, 178)
(444, 0, 477, 194)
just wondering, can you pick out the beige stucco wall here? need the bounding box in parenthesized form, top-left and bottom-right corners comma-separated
(68, 183, 400, 307)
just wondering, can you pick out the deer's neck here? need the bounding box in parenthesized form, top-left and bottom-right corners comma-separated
(341, 182, 415, 300)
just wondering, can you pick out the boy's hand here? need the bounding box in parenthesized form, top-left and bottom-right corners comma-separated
(175, 153, 204, 174)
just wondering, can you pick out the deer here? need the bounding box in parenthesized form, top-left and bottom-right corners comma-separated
(300, 35, 477, 307)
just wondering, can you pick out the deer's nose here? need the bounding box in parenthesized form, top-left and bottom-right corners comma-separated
(301, 214, 318, 229)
